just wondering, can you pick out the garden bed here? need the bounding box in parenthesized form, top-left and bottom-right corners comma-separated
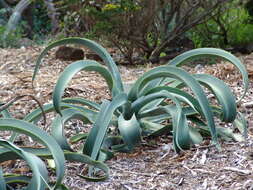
(0, 46, 253, 190)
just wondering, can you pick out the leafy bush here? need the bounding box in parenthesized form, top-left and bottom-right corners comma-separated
(229, 23, 253, 46)
(0, 8, 9, 26)
(57, 0, 230, 63)
(245, 0, 253, 21)
(1, 0, 56, 47)
(190, 2, 253, 48)
(0, 38, 249, 189)
(80, 0, 145, 62)
(0, 25, 23, 48)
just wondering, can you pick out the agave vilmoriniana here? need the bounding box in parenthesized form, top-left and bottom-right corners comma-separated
(0, 37, 249, 189)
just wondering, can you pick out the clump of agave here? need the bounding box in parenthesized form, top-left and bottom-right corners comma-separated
(0, 37, 249, 189)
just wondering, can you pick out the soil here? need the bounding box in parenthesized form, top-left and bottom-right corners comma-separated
(0, 46, 253, 190)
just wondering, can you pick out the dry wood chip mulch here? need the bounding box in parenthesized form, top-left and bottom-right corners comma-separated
(0, 46, 253, 190)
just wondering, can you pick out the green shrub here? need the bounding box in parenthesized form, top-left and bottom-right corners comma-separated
(229, 23, 253, 45)
(245, 0, 253, 21)
(32, 1, 52, 35)
(0, 7, 29, 48)
(0, 25, 23, 48)
(57, 0, 230, 64)
(0, 8, 9, 26)
(190, 3, 253, 48)
(0, 38, 249, 189)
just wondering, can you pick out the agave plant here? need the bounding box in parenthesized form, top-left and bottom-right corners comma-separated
(0, 37, 249, 189)
(32, 38, 248, 158)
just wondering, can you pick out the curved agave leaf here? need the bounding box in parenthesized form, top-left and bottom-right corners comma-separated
(24, 102, 97, 124)
(137, 78, 166, 96)
(134, 97, 164, 114)
(168, 48, 249, 102)
(118, 114, 141, 151)
(216, 127, 245, 142)
(3, 175, 31, 185)
(24, 103, 59, 123)
(140, 106, 203, 144)
(0, 119, 65, 188)
(62, 97, 100, 110)
(138, 106, 172, 123)
(163, 93, 201, 150)
(165, 104, 191, 152)
(193, 74, 237, 122)
(233, 112, 247, 138)
(133, 90, 193, 152)
(51, 108, 94, 150)
(0, 167, 6, 190)
(0, 147, 110, 182)
(188, 114, 246, 142)
(141, 86, 203, 115)
(69, 133, 88, 143)
(0, 109, 12, 118)
(188, 126, 203, 144)
(65, 152, 109, 182)
(146, 112, 203, 146)
(83, 93, 128, 161)
(32, 37, 124, 92)
(0, 101, 12, 119)
(139, 105, 215, 124)
(185, 105, 231, 119)
(199, 125, 245, 142)
(131, 91, 170, 115)
(173, 74, 237, 122)
(0, 140, 48, 190)
(102, 136, 124, 151)
(0, 108, 17, 143)
(128, 65, 219, 147)
(140, 119, 171, 136)
(53, 60, 114, 115)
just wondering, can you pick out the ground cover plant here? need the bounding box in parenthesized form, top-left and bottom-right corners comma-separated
(0, 37, 249, 189)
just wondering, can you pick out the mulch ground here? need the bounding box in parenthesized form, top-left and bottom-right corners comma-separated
(0, 46, 253, 190)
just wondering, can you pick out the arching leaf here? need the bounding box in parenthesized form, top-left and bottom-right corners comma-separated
(169, 48, 249, 102)
(52, 60, 114, 115)
(33, 37, 123, 92)
(0, 119, 65, 188)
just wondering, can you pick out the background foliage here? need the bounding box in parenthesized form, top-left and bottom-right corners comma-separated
(190, 0, 253, 48)
(1, 0, 253, 63)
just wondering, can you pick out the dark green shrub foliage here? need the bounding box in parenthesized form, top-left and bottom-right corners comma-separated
(190, 1, 253, 48)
